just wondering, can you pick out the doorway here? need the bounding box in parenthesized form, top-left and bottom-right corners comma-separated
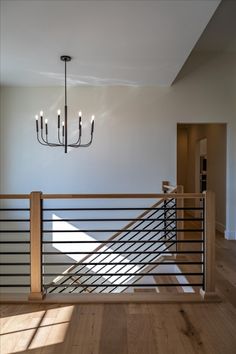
(177, 123, 226, 233)
(198, 138, 207, 193)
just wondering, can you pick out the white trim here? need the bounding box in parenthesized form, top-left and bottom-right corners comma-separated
(224, 230, 236, 240)
(216, 221, 225, 234)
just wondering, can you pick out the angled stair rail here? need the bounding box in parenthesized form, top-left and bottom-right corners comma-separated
(44, 183, 178, 294)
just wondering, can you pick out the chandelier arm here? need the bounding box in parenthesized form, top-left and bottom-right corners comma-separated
(37, 133, 49, 146)
(68, 130, 82, 146)
(70, 135, 93, 148)
(77, 141, 92, 148)
(40, 128, 49, 145)
(68, 139, 81, 147)
(45, 136, 64, 147)
(40, 129, 60, 147)
(57, 128, 64, 145)
(40, 122, 63, 147)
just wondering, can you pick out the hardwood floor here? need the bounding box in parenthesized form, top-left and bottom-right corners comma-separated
(1, 232, 236, 354)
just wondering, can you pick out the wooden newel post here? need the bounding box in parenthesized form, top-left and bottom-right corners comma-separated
(162, 180, 169, 193)
(176, 185, 184, 254)
(201, 191, 217, 300)
(28, 191, 44, 300)
(162, 181, 169, 237)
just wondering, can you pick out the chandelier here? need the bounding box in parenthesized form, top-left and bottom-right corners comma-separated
(35, 55, 95, 153)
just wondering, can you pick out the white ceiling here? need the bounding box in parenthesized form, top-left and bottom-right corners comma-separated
(0, 0, 220, 87)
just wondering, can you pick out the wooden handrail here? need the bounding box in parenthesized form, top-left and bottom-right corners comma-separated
(0, 192, 204, 200)
(0, 194, 30, 199)
(42, 193, 203, 199)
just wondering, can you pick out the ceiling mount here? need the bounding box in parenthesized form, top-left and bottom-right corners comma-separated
(60, 55, 72, 62)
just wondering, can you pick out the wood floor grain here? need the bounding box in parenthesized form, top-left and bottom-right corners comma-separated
(0, 232, 236, 354)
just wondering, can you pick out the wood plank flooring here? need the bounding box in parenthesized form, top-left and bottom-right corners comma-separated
(1, 232, 236, 354)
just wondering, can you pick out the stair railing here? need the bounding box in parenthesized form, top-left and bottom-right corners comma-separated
(44, 183, 178, 294)
(0, 184, 216, 301)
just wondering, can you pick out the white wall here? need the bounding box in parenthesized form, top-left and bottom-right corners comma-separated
(0, 52, 236, 238)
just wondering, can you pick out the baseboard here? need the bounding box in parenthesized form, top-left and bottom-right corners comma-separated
(224, 230, 236, 240)
(216, 221, 225, 234)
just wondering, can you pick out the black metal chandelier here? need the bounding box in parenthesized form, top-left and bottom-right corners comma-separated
(35, 55, 95, 153)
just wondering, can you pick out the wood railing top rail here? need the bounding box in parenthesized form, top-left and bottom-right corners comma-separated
(0, 194, 30, 199)
(0, 192, 204, 199)
(162, 184, 177, 191)
(42, 193, 203, 199)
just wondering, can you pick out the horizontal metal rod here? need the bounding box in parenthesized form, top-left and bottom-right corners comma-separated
(41, 261, 204, 266)
(0, 208, 30, 211)
(0, 285, 30, 287)
(41, 250, 203, 255)
(0, 252, 30, 254)
(0, 263, 30, 266)
(0, 274, 30, 276)
(42, 272, 203, 277)
(0, 230, 30, 233)
(44, 283, 203, 288)
(41, 218, 203, 222)
(42, 229, 203, 233)
(0, 241, 30, 244)
(43, 207, 203, 211)
(0, 219, 30, 222)
(42, 240, 203, 244)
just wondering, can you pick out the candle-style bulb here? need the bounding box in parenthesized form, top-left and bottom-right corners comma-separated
(40, 110, 43, 117)
(35, 115, 39, 120)
(57, 109, 61, 116)
(45, 119, 48, 124)
(62, 121, 65, 126)
(79, 111, 82, 118)
(91, 115, 95, 123)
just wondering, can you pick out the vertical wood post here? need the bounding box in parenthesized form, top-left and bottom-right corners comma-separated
(28, 191, 44, 300)
(162, 181, 169, 239)
(201, 190, 216, 299)
(176, 185, 184, 254)
(162, 180, 169, 193)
